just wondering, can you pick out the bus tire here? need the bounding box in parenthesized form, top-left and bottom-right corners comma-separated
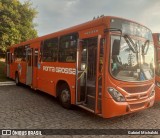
(59, 83, 72, 109)
(15, 72, 20, 86)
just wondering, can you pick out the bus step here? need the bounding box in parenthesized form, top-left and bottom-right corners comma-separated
(87, 95, 101, 100)
(97, 114, 102, 117)
(85, 95, 102, 112)
(78, 105, 94, 113)
(86, 87, 102, 97)
(87, 86, 96, 96)
(87, 94, 95, 99)
(84, 95, 96, 110)
(76, 101, 86, 105)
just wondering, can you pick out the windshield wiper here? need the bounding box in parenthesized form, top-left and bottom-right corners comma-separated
(123, 34, 138, 53)
(142, 40, 150, 55)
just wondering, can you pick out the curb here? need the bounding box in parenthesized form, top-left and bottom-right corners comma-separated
(0, 81, 16, 86)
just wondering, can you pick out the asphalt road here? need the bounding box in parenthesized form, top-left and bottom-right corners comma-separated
(0, 84, 160, 138)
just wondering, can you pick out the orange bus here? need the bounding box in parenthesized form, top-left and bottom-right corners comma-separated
(6, 16, 155, 118)
(153, 33, 160, 101)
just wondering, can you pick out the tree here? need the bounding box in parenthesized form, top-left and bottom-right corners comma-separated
(0, 0, 38, 52)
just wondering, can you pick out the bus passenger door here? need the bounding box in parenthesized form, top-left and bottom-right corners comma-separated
(76, 36, 103, 114)
(32, 48, 38, 89)
(26, 48, 33, 85)
(6, 52, 11, 77)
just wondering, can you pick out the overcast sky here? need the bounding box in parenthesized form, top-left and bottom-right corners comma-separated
(19, 0, 160, 36)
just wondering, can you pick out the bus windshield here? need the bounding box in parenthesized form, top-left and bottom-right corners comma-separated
(156, 34, 160, 77)
(111, 35, 155, 82)
(110, 18, 153, 41)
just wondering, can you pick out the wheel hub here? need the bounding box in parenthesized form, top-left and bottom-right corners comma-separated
(61, 89, 69, 103)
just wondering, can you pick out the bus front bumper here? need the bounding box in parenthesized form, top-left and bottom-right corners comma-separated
(155, 86, 160, 102)
(102, 95, 155, 118)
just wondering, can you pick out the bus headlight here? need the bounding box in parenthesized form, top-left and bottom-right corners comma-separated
(108, 87, 126, 102)
(149, 89, 155, 97)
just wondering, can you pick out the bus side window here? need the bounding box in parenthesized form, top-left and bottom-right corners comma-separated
(59, 33, 78, 62)
(14, 46, 26, 62)
(41, 38, 58, 62)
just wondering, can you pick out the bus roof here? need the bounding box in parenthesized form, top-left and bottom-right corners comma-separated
(9, 16, 151, 49)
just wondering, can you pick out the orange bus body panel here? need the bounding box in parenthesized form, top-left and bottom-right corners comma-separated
(153, 33, 160, 102)
(6, 16, 155, 118)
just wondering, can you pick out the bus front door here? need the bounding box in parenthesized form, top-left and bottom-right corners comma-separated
(76, 36, 102, 114)
(6, 52, 11, 77)
(26, 48, 33, 85)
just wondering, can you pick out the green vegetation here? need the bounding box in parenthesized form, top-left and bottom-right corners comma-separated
(0, 60, 10, 82)
(0, 0, 38, 52)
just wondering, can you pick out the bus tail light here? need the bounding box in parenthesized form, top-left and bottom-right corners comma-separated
(108, 87, 126, 102)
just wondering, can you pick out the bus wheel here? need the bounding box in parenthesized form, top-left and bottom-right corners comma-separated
(59, 84, 71, 109)
(15, 73, 20, 86)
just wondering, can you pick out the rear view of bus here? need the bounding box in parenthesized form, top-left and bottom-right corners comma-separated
(100, 17, 155, 118)
(153, 33, 160, 101)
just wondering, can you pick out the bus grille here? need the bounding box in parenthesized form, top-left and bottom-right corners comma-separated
(129, 102, 146, 110)
(123, 85, 151, 93)
(126, 93, 148, 101)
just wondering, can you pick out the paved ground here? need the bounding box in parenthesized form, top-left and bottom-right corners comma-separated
(0, 84, 160, 138)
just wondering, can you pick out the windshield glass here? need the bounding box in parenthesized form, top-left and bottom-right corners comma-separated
(110, 18, 153, 41)
(110, 35, 155, 82)
(156, 48, 160, 76)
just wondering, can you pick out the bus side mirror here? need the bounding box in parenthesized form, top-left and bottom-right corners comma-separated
(112, 39, 120, 56)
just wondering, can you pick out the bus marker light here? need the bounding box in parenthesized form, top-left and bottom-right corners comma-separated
(71, 86, 75, 89)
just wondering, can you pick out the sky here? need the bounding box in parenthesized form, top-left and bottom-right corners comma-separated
(19, 0, 160, 37)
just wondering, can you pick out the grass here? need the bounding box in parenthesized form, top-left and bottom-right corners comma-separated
(0, 59, 10, 82)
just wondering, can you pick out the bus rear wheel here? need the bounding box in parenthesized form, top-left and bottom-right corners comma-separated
(59, 84, 71, 109)
(15, 72, 20, 86)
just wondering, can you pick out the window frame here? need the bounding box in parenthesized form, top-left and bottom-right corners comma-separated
(14, 46, 26, 62)
(41, 37, 58, 62)
(58, 33, 78, 63)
